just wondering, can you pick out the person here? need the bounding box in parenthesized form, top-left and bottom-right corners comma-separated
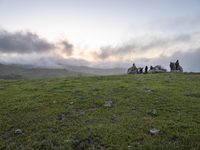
(140, 68, 143, 74)
(150, 66, 153, 70)
(175, 60, 179, 70)
(145, 66, 148, 73)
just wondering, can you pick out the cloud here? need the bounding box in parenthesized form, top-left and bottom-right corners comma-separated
(148, 48, 200, 72)
(0, 54, 90, 68)
(0, 29, 199, 72)
(0, 30, 55, 54)
(59, 40, 74, 56)
(95, 44, 136, 59)
(90, 48, 200, 72)
(92, 32, 199, 60)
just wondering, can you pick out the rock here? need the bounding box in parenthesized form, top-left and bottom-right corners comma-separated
(144, 88, 152, 93)
(59, 114, 66, 121)
(15, 129, 22, 134)
(170, 60, 183, 72)
(127, 63, 138, 74)
(149, 65, 167, 73)
(150, 128, 160, 135)
(137, 67, 143, 74)
(104, 100, 113, 107)
(147, 109, 157, 116)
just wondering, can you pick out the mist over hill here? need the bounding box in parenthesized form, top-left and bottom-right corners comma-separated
(0, 63, 126, 79)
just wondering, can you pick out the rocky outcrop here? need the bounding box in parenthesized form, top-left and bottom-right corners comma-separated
(127, 63, 138, 74)
(170, 60, 183, 72)
(149, 65, 167, 73)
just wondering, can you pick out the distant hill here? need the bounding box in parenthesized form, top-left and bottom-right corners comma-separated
(0, 63, 126, 79)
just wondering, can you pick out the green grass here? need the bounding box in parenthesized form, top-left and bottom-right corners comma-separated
(0, 73, 200, 150)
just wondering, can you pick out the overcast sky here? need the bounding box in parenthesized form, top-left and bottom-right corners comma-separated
(0, 0, 200, 71)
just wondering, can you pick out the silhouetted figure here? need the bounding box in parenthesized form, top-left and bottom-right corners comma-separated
(170, 62, 176, 71)
(127, 63, 138, 74)
(175, 60, 179, 70)
(170, 60, 183, 72)
(145, 66, 148, 73)
(139, 68, 143, 74)
(150, 66, 153, 70)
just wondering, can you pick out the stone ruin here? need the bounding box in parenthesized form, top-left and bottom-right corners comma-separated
(170, 60, 183, 72)
(127, 60, 183, 74)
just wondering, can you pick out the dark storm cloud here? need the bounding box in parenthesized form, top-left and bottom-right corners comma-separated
(94, 33, 195, 60)
(0, 30, 55, 53)
(60, 40, 74, 56)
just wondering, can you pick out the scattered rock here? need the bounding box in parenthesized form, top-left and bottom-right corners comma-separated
(144, 88, 152, 93)
(70, 102, 74, 105)
(147, 109, 157, 116)
(104, 100, 113, 107)
(15, 129, 22, 134)
(59, 114, 66, 121)
(149, 128, 160, 135)
(132, 106, 136, 110)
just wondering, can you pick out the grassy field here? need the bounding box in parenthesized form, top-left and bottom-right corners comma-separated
(0, 73, 200, 149)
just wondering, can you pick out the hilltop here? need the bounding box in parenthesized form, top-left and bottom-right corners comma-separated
(0, 73, 200, 149)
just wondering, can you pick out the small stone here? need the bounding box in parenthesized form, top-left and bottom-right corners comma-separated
(147, 109, 157, 116)
(60, 114, 66, 121)
(15, 129, 22, 134)
(145, 88, 152, 93)
(132, 106, 136, 110)
(70, 102, 74, 105)
(104, 100, 113, 107)
(53, 100, 57, 104)
(150, 128, 160, 135)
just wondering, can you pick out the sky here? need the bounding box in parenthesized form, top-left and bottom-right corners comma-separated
(0, 0, 200, 71)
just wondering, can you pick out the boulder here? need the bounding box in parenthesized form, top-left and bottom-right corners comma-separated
(170, 60, 183, 72)
(127, 63, 138, 74)
(149, 65, 167, 73)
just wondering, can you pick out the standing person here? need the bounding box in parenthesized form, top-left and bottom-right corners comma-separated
(175, 60, 179, 70)
(145, 66, 148, 74)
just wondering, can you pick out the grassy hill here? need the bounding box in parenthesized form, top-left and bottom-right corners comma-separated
(0, 64, 126, 79)
(0, 73, 200, 149)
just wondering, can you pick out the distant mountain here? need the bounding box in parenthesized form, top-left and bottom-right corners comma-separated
(64, 65, 126, 76)
(0, 63, 126, 79)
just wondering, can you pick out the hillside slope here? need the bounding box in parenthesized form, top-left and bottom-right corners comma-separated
(0, 74, 199, 149)
(0, 64, 92, 79)
(0, 64, 126, 79)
